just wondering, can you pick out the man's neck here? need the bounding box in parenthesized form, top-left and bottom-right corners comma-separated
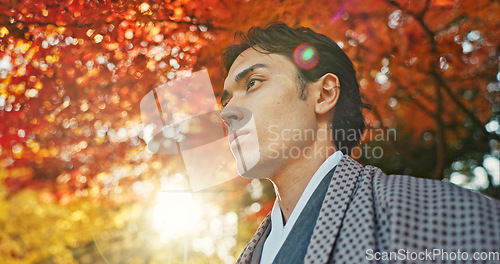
(271, 142, 336, 224)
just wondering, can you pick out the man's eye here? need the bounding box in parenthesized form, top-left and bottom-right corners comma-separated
(246, 78, 261, 90)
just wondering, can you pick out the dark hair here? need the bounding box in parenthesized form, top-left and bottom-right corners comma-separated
(221, 22, 370, 155)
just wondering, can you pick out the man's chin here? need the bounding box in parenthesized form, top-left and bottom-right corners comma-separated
(237, 167, 260, 179)
(235, 160, 262, 179)
(235, 158, 278, 180)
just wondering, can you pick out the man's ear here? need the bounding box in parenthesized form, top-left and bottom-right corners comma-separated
(315, 73, 340, 115)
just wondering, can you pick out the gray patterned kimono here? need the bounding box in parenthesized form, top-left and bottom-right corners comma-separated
(236, 156, 500, 264)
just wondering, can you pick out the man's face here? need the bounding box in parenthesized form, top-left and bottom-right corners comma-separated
(221, 47, 318, 179)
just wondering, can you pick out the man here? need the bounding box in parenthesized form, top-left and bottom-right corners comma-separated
(219, 22, 499, 264)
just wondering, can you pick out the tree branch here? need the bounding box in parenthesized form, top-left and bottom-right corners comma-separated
(433, 82, 446, 180)
(365, 101, 422, 168)
(429, 70, 492, 138)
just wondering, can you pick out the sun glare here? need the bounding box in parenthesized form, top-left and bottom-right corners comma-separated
(152, 191, 204, 243)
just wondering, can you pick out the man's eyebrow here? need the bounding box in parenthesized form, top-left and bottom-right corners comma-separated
(234, 63, 268, 83)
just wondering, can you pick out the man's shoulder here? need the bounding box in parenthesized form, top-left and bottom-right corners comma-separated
(354, 163, 500, 251)
(365, 165, 499, 209)
(337, 156, 499, 208)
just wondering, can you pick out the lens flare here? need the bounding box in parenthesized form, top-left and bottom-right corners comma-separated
(293, 43, 319, 70)
(331, 8, 345, 23)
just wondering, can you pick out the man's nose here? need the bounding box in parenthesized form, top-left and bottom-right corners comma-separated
(220, 107, 244, 130)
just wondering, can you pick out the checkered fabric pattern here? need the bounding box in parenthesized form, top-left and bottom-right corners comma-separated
(236, 214, 271, 264)
(304, 155, 363, 263)
(236, 156, 500, 264)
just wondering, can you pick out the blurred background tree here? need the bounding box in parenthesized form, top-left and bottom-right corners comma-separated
(0, 0, 498, 263)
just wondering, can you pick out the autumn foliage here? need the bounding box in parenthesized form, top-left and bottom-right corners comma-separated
(0, 0, 498, 263)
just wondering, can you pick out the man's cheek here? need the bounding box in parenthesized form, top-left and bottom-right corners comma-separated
(264, 95, 275, 105)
